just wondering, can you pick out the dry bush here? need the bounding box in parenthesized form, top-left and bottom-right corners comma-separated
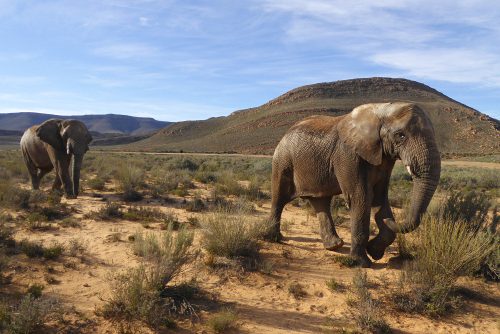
(115, 163, 144, 201)
(149, 168, 194, 198)
(184, 197, 206, 212)
(18, 239, 64, 260)
(87, 176, 106, 190)
(439, 190, 491, 232)
(326, 278, 345, 292)
(201, 209, 270, 259)
(0, 295, 60, 334)
(394, 215, 495, 316)
(101, 225, 194, 328)
(208, 309, 239, 333)
(350, 270, 391, 333)
(132, 226, 194, 275)
(288, 282, 307, 299)
(214, 174, 268, 202)
(93, 201, 123, 220)
(332, 255, 360, 268)
(123, 206, 166, 222)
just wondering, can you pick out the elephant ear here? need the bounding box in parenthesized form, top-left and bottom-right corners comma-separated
(35, 119, 64, 150)
(338, 104, 383, 166)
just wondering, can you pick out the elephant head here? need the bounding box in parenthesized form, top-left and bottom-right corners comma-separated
(36, 119, 92, 197)
(339, 102, 441, 233)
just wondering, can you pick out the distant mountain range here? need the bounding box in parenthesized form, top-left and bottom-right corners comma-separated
(126, 77, 499, 155)
(0, 113, 171, 146)
(0, 113, 170, 136)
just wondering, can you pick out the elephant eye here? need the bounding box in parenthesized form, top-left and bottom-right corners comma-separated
(396, 132, 406, 140)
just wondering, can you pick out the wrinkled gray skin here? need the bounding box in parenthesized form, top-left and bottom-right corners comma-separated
(269, 102, 441, 267)
(20, 119, 92, 198)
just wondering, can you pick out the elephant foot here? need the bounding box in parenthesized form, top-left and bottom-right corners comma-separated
(350, 253, 372, 268)
(65, 194, 77, 199)
(323, 237, 344, 251)
(367, 240, 386, 260)
(262, 229, 284, 243)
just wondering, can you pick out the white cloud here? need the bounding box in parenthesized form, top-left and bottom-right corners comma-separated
(258, 0, 500, 87)
(371, 48, 500, 86)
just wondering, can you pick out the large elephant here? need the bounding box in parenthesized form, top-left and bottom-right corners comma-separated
(20, 119, 92, 198)
(269, 102, 441, 267)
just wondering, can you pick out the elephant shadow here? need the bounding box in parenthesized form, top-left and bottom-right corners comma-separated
(284, 236, 394, 270)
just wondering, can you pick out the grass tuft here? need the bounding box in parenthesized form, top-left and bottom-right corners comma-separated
(208, 309, 238, 333)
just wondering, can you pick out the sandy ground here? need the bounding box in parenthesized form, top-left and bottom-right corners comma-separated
(3, 176, 499, 334)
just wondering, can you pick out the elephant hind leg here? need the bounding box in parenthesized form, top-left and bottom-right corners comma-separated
(267, 167, 294, 242)
(309, 197, 344, 251)
(22, 154, 41, 190)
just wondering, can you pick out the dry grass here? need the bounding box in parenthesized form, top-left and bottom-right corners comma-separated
(350, 270, 391, 333)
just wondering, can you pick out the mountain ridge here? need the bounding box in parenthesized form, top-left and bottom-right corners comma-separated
(127, 77, 499, 155)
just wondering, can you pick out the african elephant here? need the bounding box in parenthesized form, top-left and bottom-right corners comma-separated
(20, 119, 92, 198)
(268, 102, 441, 267)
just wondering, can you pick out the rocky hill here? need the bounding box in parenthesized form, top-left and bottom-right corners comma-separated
(0, 113, 170, 136)
(127, 77, 499, 155)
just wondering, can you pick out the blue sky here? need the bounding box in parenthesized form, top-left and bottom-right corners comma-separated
(0, 0, 499, 121)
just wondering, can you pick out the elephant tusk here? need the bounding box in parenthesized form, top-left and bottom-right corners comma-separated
(66, 142, 71, 155)
(406, 165, 413, 177)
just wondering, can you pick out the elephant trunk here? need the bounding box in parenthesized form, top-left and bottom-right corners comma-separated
(72, 154, 83, 197)
(386, 137, 441, 234)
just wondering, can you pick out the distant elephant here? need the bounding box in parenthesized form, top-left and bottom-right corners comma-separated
(20, 119, 93, 198)
(269, 102, 441, 267)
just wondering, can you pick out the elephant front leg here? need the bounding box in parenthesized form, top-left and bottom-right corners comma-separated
(367, 202, 396, 260)
(348, 198, 372, 268)
(54, 156, 74, 198)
